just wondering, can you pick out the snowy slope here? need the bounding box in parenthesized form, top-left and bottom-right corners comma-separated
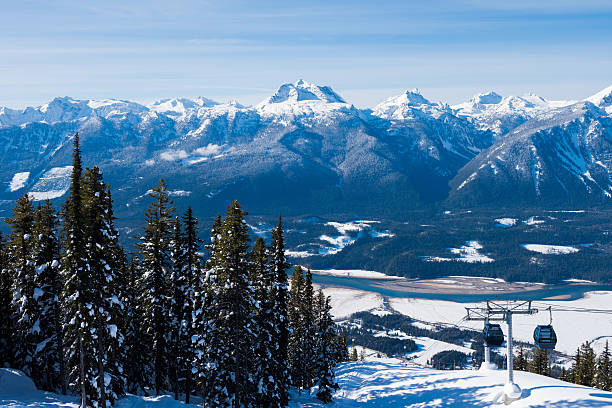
(291, 359, 612, 407)
(453, 92, 574, 138)
(4, 360, 612, 408)
(449, 100, 612, 206)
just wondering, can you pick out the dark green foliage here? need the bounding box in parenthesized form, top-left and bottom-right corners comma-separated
(513, 346, 528, 372)
(201, 200, 257, 408)
(344, 327, 418, 356)
(168, 217, 185, 399)
(349, 347, 358, 361)
(179, 207, 200, 404)
(288, 266, 307, 389)
(192, 214, 221, 402)
(596, 341, 611, 391)
(431, 350, 469, 369)
(137, 179, 174, 395)
(82, 166, 126, 406)
(251, 237, 276, 406)
(529, 347, 550, 376)
(6, 194, 38, 377)
(313, 290, 339, 403)
(32, 201, 65, 393)
(61, 133, 97, 407)
(121, 258, 149, 395)
(0, 232, 15, 368)
(288, 266, 343, 402)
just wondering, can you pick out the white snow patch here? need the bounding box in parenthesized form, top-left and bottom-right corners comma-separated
(193, 143, 223, 156)
(423, 241, 494, 263)
(28, 166, 72, 201)
(521, 244, 579, 255)
(523, 216, 545, 225)
(8, 172, 29, 192)
(495, 217, 517, 227)
(312, 269, 401, 280)
(160, 149, 188, 161)
(305, 360, 612, 408)
(319, 287, 385, 320)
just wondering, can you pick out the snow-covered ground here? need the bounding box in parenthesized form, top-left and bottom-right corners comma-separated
(8, 172, 29, 192)
(311, 269, 402, 280)
(291, 359, 612, 407)
(6, 359, 611, 408)
(28, 166, 72, 201)
(0, 368, 199, 408)
(320, 283, 612, 356)
(521, 244, 579, 255)
(321, 287, 385, 319)
(495, 217, 517, 227)
(389, 292, 612, 355)
(423, 240, 494, 263)
(286, 220, 393, 258)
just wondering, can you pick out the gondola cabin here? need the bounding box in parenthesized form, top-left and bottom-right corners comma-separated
(483, 323, 504, 347)
(533, 325, 557, 350)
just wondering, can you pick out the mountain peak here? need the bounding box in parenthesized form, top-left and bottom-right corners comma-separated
(471, 91, 503, 105)
(587, 85, 612, 108)
(260, 80, 346, 106)
(148, 97, 219, 116)
(399, 89, 432, 106)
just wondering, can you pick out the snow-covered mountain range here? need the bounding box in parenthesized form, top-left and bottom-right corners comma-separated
(0, 81, 611, 221)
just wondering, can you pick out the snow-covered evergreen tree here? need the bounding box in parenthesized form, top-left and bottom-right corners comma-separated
(121, 257, 149, 395)
(269, 216, 291, 406)
(0, 232, 16, 369)
(193, 214, 221, 405)
(82, 166, 126, 407)
(204, 201, 257, 408)
(32, 200, 65, 393)
(181, 207, 200, 404)
(302, 268, 316, 388)
(288, 266, 306, 390)
(250, 237, 276, 406)
(313, 290, 339, 403)
(61, 133, 97, 408)
(7, 194, 39, 379)
(596, 341, 611, 391)
(136, 179, 174, 395)
(168, 216, 187, 400)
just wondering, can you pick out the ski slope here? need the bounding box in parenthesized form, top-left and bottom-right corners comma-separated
(291, 359, 612, 407)
(4, 360, 612, 408)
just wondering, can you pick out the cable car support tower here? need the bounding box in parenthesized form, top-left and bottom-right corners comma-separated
(465, 301, 537, 401)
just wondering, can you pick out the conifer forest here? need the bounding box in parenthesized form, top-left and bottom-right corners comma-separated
(0, 134, 348, 407)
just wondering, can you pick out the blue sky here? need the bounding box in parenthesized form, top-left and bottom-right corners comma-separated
(1, 0, 611, 108)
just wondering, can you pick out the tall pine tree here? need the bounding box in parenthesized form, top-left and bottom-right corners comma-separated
(0, 231, 16, 369)
(6, 194, 38, 379)
(181, 207, 200, 404)
(193, 214, 222, 405)
(251, 237, 276, 406)
(137, 179, 174, 395)
(313, 290, 339, 403)
(270, 216, 290, 406)
(61, 133, 96, 408)
(32, 200, 65, 393)
(288, 266, 306, 390)
(204, 201, 257, 408)
(596, 341, 612, 391)
(121, 257, 149, 395)
(82, 166, 126, 406)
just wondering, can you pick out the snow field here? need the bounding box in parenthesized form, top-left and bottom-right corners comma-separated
(8, 172, 29, 192)
(324, 360, 612, 407)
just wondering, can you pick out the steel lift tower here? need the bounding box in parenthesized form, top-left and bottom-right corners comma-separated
(466, 301, 538, 402)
